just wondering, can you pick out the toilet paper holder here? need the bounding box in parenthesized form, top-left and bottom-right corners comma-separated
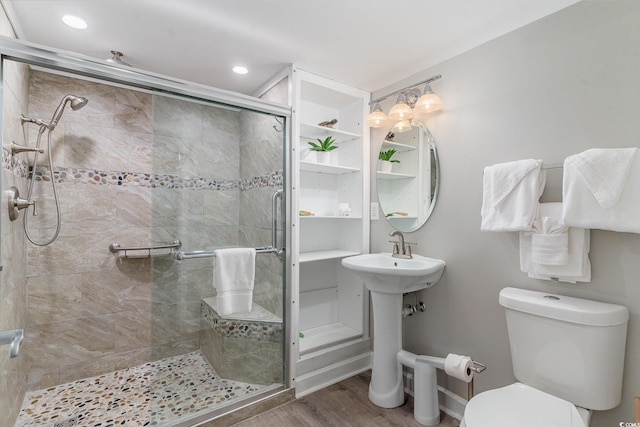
(470, 360, 486, 374)
(467, 359, 487, 400)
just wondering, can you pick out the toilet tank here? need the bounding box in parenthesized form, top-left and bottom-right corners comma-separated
(499, 287, 628, 410)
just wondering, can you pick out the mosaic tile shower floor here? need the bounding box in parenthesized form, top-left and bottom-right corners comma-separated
(15, 351, 275, 427)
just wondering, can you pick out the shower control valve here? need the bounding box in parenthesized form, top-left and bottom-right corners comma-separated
(7, 186, 37, 221)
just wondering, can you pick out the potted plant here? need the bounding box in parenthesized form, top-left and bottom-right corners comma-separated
(378, 149, 400, 173)
(308, 136, 337, 164)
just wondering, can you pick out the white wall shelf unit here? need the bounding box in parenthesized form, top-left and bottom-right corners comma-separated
(381, 140, 416, 152)
(299, 161, 360, 175)
(299, 250, 361, 263)
(291, 67, 371, 397)
(300, 123, 361, 143)
(377, 171, 416, 180)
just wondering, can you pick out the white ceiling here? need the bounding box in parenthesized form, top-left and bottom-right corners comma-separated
(2, 0, 580, 95)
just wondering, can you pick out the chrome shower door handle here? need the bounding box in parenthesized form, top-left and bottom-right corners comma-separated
(271, 189, 284, 258)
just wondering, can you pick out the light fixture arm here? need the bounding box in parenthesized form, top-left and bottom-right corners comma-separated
(369, 74, 442, 106)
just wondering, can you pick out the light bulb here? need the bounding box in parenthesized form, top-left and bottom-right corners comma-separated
(391, 119, 412, 133)
(414, 84, 443, 114)
(366, 103, 389, 128)
(387, 94, 414, 121)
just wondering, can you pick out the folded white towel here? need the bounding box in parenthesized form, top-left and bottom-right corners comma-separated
(566, 148, 637, 208)
(531, 233, 569, 265)
(481, 159, 546, 232)
(563, 148, 640, 233)
(520, 203, 591, 283)
(531, 208, 569, 265)
(213, 248, 256, 316)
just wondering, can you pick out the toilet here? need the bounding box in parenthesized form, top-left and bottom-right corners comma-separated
(461, 287, 629, 427)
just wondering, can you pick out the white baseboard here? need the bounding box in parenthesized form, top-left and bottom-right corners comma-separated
(294, 352, 371, 398)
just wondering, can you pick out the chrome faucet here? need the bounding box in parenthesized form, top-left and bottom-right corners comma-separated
(389, 231, 414, 259)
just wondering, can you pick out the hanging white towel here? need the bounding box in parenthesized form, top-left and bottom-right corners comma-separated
(563, 148, 640, 233)
(481, 159, 546, 231)
(531, 208, 569, 265)
(213, 248, 256, 316)
(520, 203, 590, 283)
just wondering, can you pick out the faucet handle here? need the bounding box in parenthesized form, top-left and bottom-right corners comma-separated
(405, 242, 416, 257)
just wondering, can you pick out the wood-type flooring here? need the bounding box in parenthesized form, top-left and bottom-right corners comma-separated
(233, 371, 459, 427)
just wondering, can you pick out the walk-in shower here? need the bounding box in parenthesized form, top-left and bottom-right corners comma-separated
(10, 94, 89, 246)
(0, 37, 290, 427)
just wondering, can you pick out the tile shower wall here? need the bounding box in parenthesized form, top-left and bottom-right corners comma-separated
(0, 9, 31, 427)
(240, 76, 288, 319)
(20, 70, 283, 391)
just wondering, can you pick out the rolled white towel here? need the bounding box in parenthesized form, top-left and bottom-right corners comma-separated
(531, 211, 569, 265)
(520, 227, 590, 283)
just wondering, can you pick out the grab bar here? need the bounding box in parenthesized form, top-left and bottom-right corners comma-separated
(272, 189, 285, 259)
(174, 246, 277, 260)
(0, 328, 24, 358)
(109, 240, 182, 258)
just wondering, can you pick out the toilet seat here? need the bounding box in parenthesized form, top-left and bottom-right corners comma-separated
(461, 383, 587, 427)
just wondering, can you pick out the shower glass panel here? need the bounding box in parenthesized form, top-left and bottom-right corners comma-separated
(7, 64, 286, 426)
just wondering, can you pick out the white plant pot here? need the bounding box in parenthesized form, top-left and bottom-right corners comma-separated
(315, 151, 331, 164)
(379, 160, 393, 173)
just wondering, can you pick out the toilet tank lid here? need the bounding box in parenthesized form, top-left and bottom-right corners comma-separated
(499, 287, 629, 326)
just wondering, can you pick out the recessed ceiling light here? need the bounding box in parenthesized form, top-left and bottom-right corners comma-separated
(232, 66, 248, 75)
(62, 15, 87, 30)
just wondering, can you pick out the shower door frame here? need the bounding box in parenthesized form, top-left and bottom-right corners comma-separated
(0, 36, 294, 424)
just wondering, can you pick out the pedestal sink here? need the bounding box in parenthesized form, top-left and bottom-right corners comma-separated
(342, 253, 446, 408)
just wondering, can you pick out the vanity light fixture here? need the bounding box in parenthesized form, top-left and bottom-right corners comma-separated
(391, 119, 412, 133)
(367, 74, 443, 128)
(387, 93, 414, 122)
(366, 103, 389, 128)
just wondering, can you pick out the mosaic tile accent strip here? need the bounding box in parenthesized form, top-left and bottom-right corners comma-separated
(15, 351, 273, 427)
(3, 147, 282, 190)
(201, 299, 283, 343)
(2, 147, 29, 178)
(23, 164, 282, 191)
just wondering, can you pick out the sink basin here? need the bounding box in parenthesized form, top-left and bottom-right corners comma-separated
(342, 252, 446, 408)
(342, 253, 446, 294)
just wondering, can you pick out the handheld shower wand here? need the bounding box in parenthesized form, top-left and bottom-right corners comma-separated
(18, 94, 88, 246)
(20, 94, 88, 131)
(48, 94, 88, 130)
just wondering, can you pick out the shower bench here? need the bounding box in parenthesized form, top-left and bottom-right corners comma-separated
(200, 297, 283, 385)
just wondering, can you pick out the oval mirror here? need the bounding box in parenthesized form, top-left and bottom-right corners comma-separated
(376, 121, 440, 232)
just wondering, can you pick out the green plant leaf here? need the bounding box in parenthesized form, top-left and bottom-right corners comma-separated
(378, 149, 400, 162)
(308, 136, 337, 152)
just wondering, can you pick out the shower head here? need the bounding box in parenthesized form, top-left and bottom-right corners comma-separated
(48, 94, 88, 130)
(69, 96, 88, 111)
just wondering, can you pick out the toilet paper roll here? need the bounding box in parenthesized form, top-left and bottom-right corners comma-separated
(444, 353, 474, 383)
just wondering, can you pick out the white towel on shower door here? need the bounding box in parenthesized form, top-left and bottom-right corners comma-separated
(213, 247, 256, 316)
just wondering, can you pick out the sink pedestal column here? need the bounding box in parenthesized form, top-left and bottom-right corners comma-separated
(369, 291, 405, 408)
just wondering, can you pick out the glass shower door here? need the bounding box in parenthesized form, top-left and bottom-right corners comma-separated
(11, 63, 286, 427)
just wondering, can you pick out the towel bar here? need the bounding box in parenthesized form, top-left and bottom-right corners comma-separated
(174, 246, 279, 260)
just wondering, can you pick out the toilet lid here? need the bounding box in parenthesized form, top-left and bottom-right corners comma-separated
(464, 383, 586, 427)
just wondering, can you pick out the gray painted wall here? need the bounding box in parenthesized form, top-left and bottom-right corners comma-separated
(370, 2, 640, 425)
